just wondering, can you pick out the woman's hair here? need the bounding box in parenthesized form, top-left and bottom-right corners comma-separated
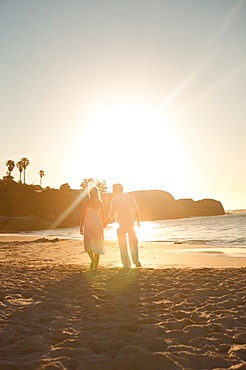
(89, 186, 101, 201)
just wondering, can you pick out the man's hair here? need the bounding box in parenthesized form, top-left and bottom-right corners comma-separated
(112, 183, 123, 193)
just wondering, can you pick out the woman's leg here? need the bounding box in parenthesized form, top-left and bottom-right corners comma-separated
(88, 251, 95, 270)
(94, 254, 100, 270)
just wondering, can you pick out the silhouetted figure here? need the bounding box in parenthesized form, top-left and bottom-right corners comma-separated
(80, 186, 105, 270)
(105, 183, 141, 269)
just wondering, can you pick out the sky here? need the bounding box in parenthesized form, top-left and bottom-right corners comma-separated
(0, 0, 245, 211)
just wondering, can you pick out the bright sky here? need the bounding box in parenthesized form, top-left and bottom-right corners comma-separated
(0, 0, 245, 210)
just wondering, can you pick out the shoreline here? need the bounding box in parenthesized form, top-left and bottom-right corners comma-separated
(1, 235, 246, 269)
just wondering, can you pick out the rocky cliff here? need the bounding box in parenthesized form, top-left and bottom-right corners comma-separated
(129, 190, 225, 220)
(0, 186, 225, 232)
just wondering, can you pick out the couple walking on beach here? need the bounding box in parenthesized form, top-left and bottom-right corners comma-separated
(80, 183, 141, 270)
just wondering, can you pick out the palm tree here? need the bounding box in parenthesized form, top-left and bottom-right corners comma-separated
(16, 160, 23, 183)
(38, 170, 45, 187)
(6, 160, 15, 177)
(20, 157, 30, 184)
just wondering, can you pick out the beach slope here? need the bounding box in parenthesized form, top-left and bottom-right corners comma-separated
(0, 237, 246, 369)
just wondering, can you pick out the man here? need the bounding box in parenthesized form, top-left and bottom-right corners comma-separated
(105, 183, 141, 268)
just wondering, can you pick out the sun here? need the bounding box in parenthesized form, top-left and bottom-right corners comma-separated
(69, 103, 192, 195)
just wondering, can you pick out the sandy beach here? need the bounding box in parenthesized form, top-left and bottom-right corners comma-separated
(0, 236, 246, 369)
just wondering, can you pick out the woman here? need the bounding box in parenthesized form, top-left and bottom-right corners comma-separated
(80, 186, 105, 270)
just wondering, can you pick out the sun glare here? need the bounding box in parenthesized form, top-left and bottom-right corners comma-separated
(70, 103, 192, 195)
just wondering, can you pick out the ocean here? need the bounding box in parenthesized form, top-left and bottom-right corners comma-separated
(18, 210, 246, 248)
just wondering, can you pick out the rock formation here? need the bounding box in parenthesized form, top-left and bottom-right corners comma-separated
(0, 184, 225, 232)
(128, 190, 225, 220)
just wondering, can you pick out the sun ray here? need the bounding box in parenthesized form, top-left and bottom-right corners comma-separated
(175, 61, 246, 115)
(157, 59, 208, 114)
(157, 0, 244, 115)
(51, 180, 98, 229)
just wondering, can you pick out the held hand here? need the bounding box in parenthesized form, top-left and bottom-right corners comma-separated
(80, 228, 84, 235)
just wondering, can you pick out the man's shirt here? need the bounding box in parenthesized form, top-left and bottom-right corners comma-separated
(108, 193, 139, 229)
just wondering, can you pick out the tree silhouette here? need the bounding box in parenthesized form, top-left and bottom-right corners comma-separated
(80, 178, 108, 193)
(80, 178, 94, 192)
(6, 160, 15, 177)
(38, 170, 45, 187)
(97, 179, 108, 193)
(20, 157, 30, 184)
(16, 160, 23, 183)
(60, 183, 71, 191)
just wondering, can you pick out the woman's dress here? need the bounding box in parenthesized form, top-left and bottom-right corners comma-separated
(83, 207, 105, 254)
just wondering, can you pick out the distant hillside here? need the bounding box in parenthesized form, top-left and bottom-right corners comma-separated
(0, 181, 225, 232)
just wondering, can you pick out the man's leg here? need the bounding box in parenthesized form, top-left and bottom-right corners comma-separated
(128, 228, 141, 267)
(117, 228, 131, 267)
